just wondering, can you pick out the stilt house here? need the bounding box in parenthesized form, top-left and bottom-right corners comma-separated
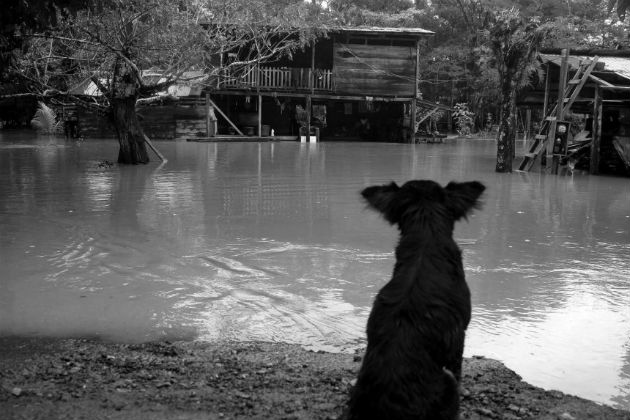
(518, 49, 630, 176)
(206, 26, 445, 142)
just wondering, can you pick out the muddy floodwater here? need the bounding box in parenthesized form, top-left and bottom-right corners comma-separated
(1, 131, 629, 409)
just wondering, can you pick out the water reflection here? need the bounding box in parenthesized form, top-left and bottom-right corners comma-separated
(0, 132, 629, 409)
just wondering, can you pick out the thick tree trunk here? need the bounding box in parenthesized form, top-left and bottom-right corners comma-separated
(112, 56, 149, 165)
(495, 84, 517, 173)
(112, 97, 149, 164)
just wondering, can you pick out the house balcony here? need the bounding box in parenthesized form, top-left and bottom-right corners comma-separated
(219, 66, 334, 92)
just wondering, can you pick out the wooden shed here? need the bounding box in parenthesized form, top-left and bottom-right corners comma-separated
(518, 49, 630, 176)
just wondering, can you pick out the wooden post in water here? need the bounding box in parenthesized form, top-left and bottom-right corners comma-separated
(551, 49, 570, 174)
(411, 39, 420, 141)
(305, 42, 315, 141)
(590, 85, 602, 175)
(305, 95, 312, 141)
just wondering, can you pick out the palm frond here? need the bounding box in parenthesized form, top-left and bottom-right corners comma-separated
(31, 102, 63, 134)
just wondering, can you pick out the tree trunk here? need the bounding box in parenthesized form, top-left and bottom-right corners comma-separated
(112, 97, 149, 164)
(112, 56, 149, 165)
(495, 82, 517, 173)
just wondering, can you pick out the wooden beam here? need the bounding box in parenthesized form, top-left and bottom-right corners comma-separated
(556, 49, 569, 120)
(588, 74, 614, 87)
(551, 49, 569, 173)
(143, 133, 166, 162)
(410, 99, 417, 139)
(207, 97, 244, 136)
(210, 90, 415, 102)
(563, 57, 599, 111)
(257, 94, 262, 136)
(590, 85, 602, 175)
(305, 95, 311, 141)
(310, 43, 316, 94)
(416, 107, 441, 126)
(411, 39, 420, 138)
(601, 85, 630, 91)
(414, 39, 420, 100)
(543, 62, 551, 117)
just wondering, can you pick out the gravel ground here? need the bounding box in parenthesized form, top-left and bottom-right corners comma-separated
(0, 337, 628, 420)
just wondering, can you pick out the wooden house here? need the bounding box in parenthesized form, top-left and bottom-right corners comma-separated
(67, 26, 448, 143)
(518, 49, 630, 176)
(206, 26, 445, 142)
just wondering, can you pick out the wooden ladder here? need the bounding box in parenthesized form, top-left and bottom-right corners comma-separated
(517, 56, 599, 172)
(414, 99, 452, 133)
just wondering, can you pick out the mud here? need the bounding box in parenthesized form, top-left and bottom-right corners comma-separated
(1, 337, 628, 420)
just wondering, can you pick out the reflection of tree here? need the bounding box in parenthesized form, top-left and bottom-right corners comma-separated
(110, 166, 146, 236)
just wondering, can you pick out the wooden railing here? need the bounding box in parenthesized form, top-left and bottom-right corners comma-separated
(220, 66, 333, 91)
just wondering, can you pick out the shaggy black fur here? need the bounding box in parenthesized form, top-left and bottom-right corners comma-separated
(347, 179, 485, 420)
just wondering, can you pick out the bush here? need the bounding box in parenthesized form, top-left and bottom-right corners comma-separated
(453, 103, 475, 136)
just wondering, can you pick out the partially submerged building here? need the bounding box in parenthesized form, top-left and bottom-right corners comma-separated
(67, 26, 451, 143)
(518, 50, 630, 176)
(207, 26, 442, 142)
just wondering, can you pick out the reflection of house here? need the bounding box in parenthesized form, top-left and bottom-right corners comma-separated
(208, 27, 436, 142)
(518, 50, 630, 176)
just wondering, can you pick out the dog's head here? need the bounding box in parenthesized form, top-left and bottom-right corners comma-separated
(361, 180, 485, 231)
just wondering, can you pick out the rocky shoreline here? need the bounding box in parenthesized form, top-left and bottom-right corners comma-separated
(0, 337, 628, 420)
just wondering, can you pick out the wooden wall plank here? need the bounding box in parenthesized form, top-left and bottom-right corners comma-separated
(333, 43, 415, 96)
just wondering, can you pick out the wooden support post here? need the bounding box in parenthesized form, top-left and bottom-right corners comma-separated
(409, 39, 420, 141)
(304, 42, 315, 142)
(543, 63, 551, 118)
(525, 108, 532, 141)
(257, 94, 262, 136)
(590, 85, 602, 175)
(552, 49, 570, 174)
(410, 100, 417, 142)
(311, 43, 316, 93)
(305, 95, 311, 141)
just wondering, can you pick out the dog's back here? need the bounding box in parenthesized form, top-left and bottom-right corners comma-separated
(347, 180, 484, 420)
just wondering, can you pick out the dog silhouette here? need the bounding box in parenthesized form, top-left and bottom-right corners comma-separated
(347, 180, 485, 420)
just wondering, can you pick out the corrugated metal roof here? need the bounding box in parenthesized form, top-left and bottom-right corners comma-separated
(337, 26, 434, 36)
(540, 53, 630, 82)
(595, 56, 630, 79)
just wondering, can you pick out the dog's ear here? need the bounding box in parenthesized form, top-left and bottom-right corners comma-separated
(445, 181, 485, 220)
(361, 182, 401, 224)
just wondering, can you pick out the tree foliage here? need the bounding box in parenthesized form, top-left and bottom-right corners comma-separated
(13, 0, 325, 163)
(484, 8, 551, 172)
(608, 0, 630, 20)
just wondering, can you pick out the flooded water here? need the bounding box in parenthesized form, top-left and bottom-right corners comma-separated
(1, 131, 629, 409)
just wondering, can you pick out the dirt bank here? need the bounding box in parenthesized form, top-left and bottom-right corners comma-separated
(0, 337, 628, 420)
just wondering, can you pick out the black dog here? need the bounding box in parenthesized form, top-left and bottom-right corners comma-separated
(347, 179, 485, 420)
